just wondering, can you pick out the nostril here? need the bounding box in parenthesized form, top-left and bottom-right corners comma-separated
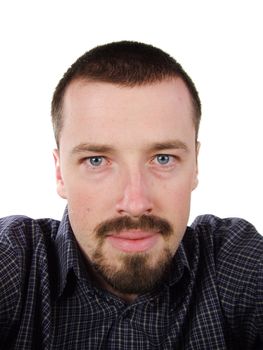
(115, 170, 153, 216)
(116, 198, 153, 217)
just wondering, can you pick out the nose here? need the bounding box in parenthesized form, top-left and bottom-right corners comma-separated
(115, 166, 153, 217)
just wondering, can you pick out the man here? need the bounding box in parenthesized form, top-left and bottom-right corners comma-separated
(0, 41, 262, 349)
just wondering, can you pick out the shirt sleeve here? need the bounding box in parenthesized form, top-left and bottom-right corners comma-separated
(0, 233, 20, 344)
(214, 217, 263, 348)
(256, 252, 263, 346)
(191, 215, 263, 348)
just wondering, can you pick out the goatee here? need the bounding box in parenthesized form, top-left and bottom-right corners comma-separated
(90, 215, 174, 295)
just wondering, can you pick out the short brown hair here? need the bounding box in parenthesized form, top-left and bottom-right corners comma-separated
(51, 41, 201, 146)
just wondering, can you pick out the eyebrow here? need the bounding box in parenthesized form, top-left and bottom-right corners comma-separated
(70, 140, 189, 156)
(71, 143, 115, 155)
(149, 141, 189, 153)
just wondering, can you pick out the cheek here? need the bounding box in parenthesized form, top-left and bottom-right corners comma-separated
(66, 181, 116, 232)
(65, 180, 97, 214)
(158, 179, 192, 228)
(167, 189, 191, 217)
(158, 175, 193, 204)
(65, 166, 117, 202)
(66, 177, 107, 206)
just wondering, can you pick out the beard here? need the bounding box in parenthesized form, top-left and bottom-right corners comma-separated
(89, 215, 174, 295)
(91, 248, 173, 294)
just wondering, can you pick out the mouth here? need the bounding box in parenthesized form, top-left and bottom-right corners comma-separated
(106, 230, 160, 253)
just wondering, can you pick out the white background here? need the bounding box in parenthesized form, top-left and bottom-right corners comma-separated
(0, 1, 262, 233)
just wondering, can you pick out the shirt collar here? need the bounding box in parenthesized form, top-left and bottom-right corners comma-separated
(55, 207, 88, 298)
(167, 227, 191, 286)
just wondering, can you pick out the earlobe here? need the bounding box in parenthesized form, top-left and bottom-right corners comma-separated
(53, 149, 67, 199)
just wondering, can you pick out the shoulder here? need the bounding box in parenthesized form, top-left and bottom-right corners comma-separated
(191, 214, 263, 342)
(0, 215, 61, 274)
(0, 215, 60, 247)
(0, 215, 60, 333)
(190, 214, 263, 263)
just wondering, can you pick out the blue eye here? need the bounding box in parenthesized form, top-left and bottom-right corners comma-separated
(156, 154, 171, 165)
(88, 156, 104, 166)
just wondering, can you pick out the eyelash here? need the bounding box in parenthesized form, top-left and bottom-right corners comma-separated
(153, 154, 176, 166)
(86, 156, 107, 167)
(84, 154, 176, 169)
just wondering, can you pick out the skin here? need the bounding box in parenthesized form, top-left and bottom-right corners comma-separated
(53, 78, 199, 302)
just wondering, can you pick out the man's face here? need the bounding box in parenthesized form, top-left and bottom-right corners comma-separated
(54, 78, 199, 297)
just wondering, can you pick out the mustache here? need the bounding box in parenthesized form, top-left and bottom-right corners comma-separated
(95, 215, 173, 238)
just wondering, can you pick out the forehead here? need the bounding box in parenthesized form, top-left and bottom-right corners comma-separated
(63, 78, 194, 115)
(60, 78, 195, 152)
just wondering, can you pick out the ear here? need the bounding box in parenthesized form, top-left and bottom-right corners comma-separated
(192, 141, 200, 191)
(53, 149, 67, 199)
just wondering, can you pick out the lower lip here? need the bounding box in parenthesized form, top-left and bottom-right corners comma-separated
(107, 234, 159, 253)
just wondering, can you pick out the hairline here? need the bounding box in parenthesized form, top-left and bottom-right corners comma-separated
(55, 76, 200, 148)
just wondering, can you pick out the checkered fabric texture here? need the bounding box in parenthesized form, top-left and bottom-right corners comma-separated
(0, 210, 262, 349)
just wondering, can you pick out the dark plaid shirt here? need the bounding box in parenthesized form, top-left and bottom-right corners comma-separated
(0, 209, 262, 349)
